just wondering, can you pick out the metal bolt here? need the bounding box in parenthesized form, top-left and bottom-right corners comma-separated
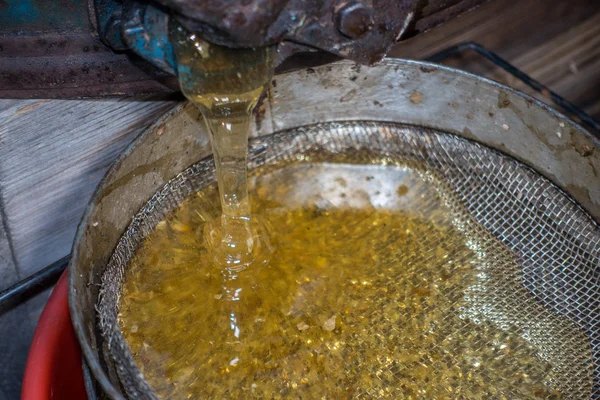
(102, 11, 128, 51)
(336, 2, 374, 39)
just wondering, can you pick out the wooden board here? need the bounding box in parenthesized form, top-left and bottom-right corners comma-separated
(0, 200, 18, 290)
(0, 96, 177, 278)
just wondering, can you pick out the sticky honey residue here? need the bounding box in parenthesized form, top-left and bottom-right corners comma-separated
(116, 163, 588, 399)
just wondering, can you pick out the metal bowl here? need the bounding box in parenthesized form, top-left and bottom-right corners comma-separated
(68, 59, 600, 399)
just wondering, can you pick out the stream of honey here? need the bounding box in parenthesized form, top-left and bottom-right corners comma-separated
(171, 22, 274, 269)
(115, 24, 591, 399)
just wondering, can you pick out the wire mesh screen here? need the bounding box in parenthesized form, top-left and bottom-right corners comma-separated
(98, 121, 600, 399)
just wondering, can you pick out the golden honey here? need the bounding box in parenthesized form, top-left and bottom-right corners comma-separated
(117, 163, 573, 399)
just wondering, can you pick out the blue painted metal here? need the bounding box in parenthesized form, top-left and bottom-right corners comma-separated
(94, 0, 126, 49)
(120, 3, 177, 75)
(0, 0, 90, 33)
(94, 0, 121, 30)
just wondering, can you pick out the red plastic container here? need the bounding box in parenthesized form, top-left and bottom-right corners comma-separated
(21, 270, 87, 400)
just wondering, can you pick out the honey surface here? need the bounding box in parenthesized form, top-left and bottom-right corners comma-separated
(117, 163, 584, 399)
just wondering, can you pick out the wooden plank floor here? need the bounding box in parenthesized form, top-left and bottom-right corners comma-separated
(0, 0, 599, 398)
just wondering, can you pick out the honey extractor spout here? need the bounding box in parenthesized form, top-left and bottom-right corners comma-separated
(0, 0, 487, 98)
(110, 0, 422, 74)
(95, 0, 485, 74)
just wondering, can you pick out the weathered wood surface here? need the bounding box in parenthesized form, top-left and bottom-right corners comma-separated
(0, 0, 599, 398)
(0, 96, 177, 279)
(0, 199, 18, 290)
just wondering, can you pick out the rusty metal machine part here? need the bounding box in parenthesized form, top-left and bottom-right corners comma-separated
(0, 0, 486, 98)
(67, 59, 600, 398)
(162, 0, 419, 64)
(100, 121, 598, 399)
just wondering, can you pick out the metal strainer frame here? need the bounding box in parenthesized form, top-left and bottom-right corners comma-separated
(68, 60, 600, 399)
(99, 122, 599, 398)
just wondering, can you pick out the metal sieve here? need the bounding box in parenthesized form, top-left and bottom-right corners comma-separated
(68, 60, 600, 399)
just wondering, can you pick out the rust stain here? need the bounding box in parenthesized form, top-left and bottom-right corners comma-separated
(497, 92, 510, 109)
(16, 101, 49, 115)
(340, 89, 357, 103)
(568, 130, 595, 158)
(3, 100, 50, 124)
(410, 91, 423, 105)
(5, 101, 51, 125)
(254, 99, 268, 131)
(378, 126, 394, 140)
(579, 145, 594, 157)
(541, 89, 551, 99)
